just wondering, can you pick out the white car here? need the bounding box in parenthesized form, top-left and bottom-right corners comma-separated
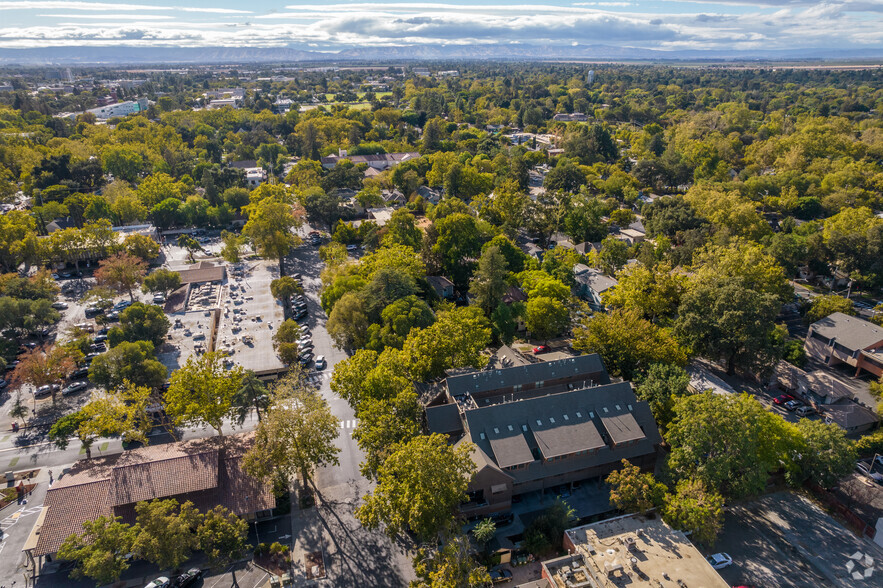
(315, 355, 327, 370)
(144, 577, 170, 588)
(706, 553, 732, 569)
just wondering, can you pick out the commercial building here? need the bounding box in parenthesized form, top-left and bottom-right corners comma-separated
(805, 312, 883, 378)
(425, 355, 661, 517)
(542, 513, 729, 588)
(23, 433, 274, 575)
(86, 98, 148, 120)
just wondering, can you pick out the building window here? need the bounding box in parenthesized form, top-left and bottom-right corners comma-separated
(535, 381, 544, 388)
(810, 330, 830, 345)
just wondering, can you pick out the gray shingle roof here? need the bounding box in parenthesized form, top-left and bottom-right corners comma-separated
(425, 403, 463, 435)
(446, 354, 609, 398)
(810, 312, 883, 352)
(462, 382, 660, 481)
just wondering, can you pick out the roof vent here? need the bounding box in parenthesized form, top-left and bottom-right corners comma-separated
(536, 419, 543, 426)
(563, 414, 569, 421)
(480, 432, 486, 440)
(493, 427, 500, 434)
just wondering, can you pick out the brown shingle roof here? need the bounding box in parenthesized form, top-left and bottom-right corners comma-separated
(31, 433, 273, 557)
(176, 261, 225, 285)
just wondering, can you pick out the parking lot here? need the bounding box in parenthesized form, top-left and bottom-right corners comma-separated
(710, 491, 882, 588)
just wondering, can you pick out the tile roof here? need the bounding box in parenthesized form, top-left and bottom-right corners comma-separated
(110, 449, 218, 506)
(34, 480, 112, 558)
(810, 312, 883, 352)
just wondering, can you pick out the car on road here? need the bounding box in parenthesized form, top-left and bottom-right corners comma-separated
(62, 382, 88, 396)
(144, 577, 171, 588)
(796, 405, 816, 417)
(532, 345, 550, 354)
(706, 553, 733, 569)
(51, 301, 68, 310)
(784, 399, 802, 411)
(0, 379, 7, 389)
(315, 355, 327, 370)
(172, 568, 202, 588)
(489, 569, 513, 584)
(773, 394, 794, 406)
(34, 384, 59, 398)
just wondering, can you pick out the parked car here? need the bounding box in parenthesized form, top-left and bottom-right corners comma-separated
(346, 244, 359, 251)
(489, 569, 513, 584)
(784, 399, 802, 411)
(34, 384, 59, 398)
(532, 345, 550, 354)
(856, 461, 883, 485)
(62, 382, 88, 396)
(172, 568, 202, 588)
(105, 311, 120, 322)
(796, 405, 816, 417)
(90, 342, 107, 352)
(299, 352, 314, 366)
(93, 334, 108, 343)
(75, 322, 95, 333)
(69, 367, 90, 379)
(773, 394, 794, 406)
(0, 379, 7, 389)
(144, 577, 171, 588)
(51, 301, 69, 310)
(706, 553, 733, 569)
(315, 355, 327, 370)
(84, 306, 103, 318)
(114, 299, 132, 310)
(153, 294, 166, 304)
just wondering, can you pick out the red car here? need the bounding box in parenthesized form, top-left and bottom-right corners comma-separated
(773, 394, 794, 406)
(533, 345, 550, 354)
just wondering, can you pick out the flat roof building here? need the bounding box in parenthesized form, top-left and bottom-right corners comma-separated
(547, 513, 729, 588)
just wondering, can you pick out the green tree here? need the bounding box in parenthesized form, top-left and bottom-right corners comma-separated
(122, 233, 160, 262)
(353, 389, 421, 479)
(404, 306, 492, 382)
(469, 245, 509, 316)
(606, 459, 667, 514)
(243, 198, 302, 275)
(197, 506, 249, 587)
(177, 234, 202, 263)
(11, 344, 77, 404)
(667, 392, 788, 498)
(792, 419, 856, 488)
(220, 230, 247, 263)
(232, 370, 269, 424)
(366, 295, 435, 351)
(675, 281, 780, 375)
(472, 518, 496, 551)
(142, 268, 182, 298)
(94, 252, 147, 302)
(327, 291, 370, 352)
(270, 275, 303, 316)
(597, 236, 629, 276)
(806, 294, 855, 324)
(525, 296, 570, 343)
(133, 499, 201, 570)
(58, 516, 138, 586)
(603, 263, 686, 322)
(272, 318, 302, 365)
(431, 212, 487, 288)
(635, 363, 690, 433)
(383, 208, 423, 250)
(522, 498, 577, 556)
(164, 352, 245, 436)
(356, 434, 476, 542)
(411, 534, 491, 588)
(663, 479, 725, 545)
(573, 309, 688, 380)
(89, 340, 166, 390)
(108, 302, 170, 348)
(243, 370, 340, 487)
(301, 187, 341, 232)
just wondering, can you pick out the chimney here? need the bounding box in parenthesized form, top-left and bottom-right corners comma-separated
(339, 148, 347, 158)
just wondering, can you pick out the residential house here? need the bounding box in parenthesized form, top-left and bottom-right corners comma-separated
(416, 185, 443, 204)
(366, 206, 395, 227)
(552, 113, 589, 122)
(805, 312, 883, 378)
(245, 167, 268, 187)
(521, 242, 545, 263)
(573, 264, 617, 309)
(382, 189, 407, 207)
(426, 355, 661, 516)
(23, 433, 274, 574)
(822, 399, 880, 437)
(320, 150, 420, 171)
(427, 275, 456, 300)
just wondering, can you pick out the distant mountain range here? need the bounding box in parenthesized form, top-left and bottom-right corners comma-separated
(2, 44, 883, 65)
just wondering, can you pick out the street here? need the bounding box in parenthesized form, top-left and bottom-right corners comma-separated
(0, 229, 415, 586)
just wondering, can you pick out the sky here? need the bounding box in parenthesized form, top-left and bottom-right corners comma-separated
(0, 0, 882, 53)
